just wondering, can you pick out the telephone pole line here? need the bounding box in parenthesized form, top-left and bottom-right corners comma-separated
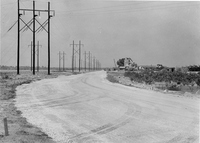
(37, 41, 42, 72)
(70, 41, 76, 72)
(58, 51, 62, 71)
(28, 41, 41, 72)
(88, 51, 91, 71)
(47, 2, 51, 75)
(70, 40, 83, 73)
(33, 1, 36, 74)
(28, 41, 32, 71)
(78, 41, 84, 72)
(74, 55, 76, 71)
(90, 53, 93, 71)
(84, 51, 86, 71)
(17, 0, 20, 74)
(63, 51, 66, 71)
(17, 1, 55, 75)
(97, 60, 99, 70)
(93, 56, 95, 71)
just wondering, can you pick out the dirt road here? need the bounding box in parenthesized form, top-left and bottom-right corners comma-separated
(15, 71, 199, 143)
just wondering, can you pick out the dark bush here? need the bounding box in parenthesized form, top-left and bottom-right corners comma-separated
(196, 78, 200, 86)
(167, 85, 180, 91)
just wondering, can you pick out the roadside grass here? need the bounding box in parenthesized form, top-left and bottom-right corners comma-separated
(106, 70, 200, 96)
(1, 73, 10, 79)
(106, 73, 119, 83)
(124, 70, 200, 94)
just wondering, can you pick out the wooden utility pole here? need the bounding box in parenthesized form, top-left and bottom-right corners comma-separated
(90, 54, 92, 71)
(93, 56, 95, 71)
(70, 40, 83, 72)
(17, 1, 54, 75)
(78, 41, 83, 72)
(74, 55, 76, 71)
(47, 2, 51, 75)
(28, 41, 33, 71)
(37, 41, 42, 72)
(71, 40, 75, 72)
(17, 0, 20, 74)
(88, 51, 90, 71)
(63, 51, 65, 71)
(58, 51, 61, 71)
(58, 51, 65, 71)
(33, 1, 36, 75)
(84, 51, 86, 71)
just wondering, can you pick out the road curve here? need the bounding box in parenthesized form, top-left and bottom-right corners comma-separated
(16, 71, 199, 143)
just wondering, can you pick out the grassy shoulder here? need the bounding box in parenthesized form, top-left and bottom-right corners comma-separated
(124, 70, 200, 93)
(106, 71, 200, 97)
(0, 70, 73, 143)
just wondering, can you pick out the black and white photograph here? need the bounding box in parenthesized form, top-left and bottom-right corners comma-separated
(1, 0, 200, 143)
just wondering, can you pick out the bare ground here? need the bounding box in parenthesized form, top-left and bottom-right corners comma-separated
(0, 70, 73, 143)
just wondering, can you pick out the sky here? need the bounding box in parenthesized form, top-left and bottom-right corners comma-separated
(1, 0, 200, 68)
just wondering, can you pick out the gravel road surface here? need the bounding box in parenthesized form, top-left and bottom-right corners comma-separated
(15, 71, 199, 143)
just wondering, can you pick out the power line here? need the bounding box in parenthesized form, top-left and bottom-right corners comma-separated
(70, 40, 83, 72)
(56, 3, 200, 16)
(16, 0, 55, 75)
(56, 1, 152, 13)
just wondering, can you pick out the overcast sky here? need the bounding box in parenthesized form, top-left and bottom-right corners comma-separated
(1, 0, 200, 68)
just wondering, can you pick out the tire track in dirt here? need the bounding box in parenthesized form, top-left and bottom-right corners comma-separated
(36, 75, 199, 143)
(164, 117, 199, 143)
(68, 102, 142, 142)
(16, 72, 199, 143)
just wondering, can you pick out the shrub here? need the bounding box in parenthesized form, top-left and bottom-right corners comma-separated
(167, 85, 180, 91)
(1, 73, 10, 79)
(124, 70, 200, 86)
(107, 74, 119, 83)
(196, 78, 200, 86)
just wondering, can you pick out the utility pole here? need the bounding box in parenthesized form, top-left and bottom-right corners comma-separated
(17, 0, 20, 74)
(70, 40, 75, 72)
(97, 60, 99, 70)
(47, 2, 51, 75)
(90, 54, 93, 71)
(80, 59, 82, 71)
(70, 40, 83, 72)
(28, 41, 32, 71)
(37, 41, 42, 72)
(63, 51, 65, 71)
(93, 56, 95, 71)
(33, 1, 36, 75)
(17, 1, 55, 75)
(74, 55, 76, 71)
(96, 60, 97, 70)
(79, 41, 81, 72)
(59, 51, 61, 71)
(78, 41, 84, 72)
(84, 51, 86, 71)
(58, 51, 62, 71)
(88, 51, 90, 71)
